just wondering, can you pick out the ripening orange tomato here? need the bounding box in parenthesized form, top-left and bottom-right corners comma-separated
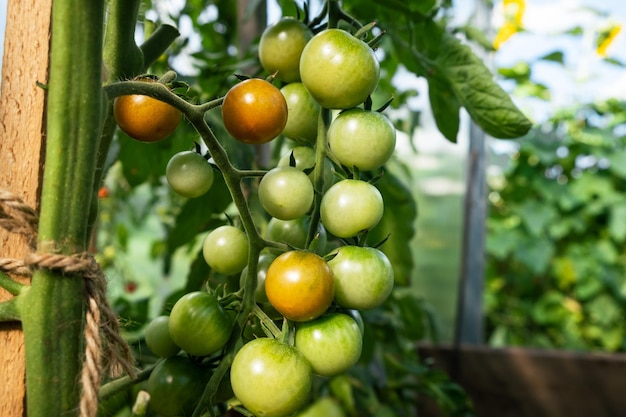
(113, 80, 181, 143)
(221, 78, 288, 144)
(265, 250, 334, 322)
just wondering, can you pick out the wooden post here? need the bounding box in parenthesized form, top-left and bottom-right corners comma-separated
(454, 0, 491, 346)
(0, 0, 52, 415)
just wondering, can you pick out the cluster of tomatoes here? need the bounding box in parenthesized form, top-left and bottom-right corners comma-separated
(113, 14, 397, 417)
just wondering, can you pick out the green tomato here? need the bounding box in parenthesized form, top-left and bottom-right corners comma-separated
(327, 246, 394, 310)
(258, 166, 314, 220)
(280, 83, 320, 144)
(165, 150, 215, 198)
(328, 108, 396, 171)
(295, 313, 362, 377)
(259, 18, 313, 83)
(294, 397, 346, 417)
(202, 225, 249, 275)
(146, 355, 209, 417)
(168, 291, 232, 357)
(144, 315, 180, 358)
(300, 28, 379, 109)
(320, 179, 384, 238)
(230, 338, 313, 417)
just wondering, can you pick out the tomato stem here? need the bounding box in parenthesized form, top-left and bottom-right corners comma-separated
(98, 362, 159, 401)
(252, 303, 282, 339)
(0, 297, 21, 321)
(22, 0, 105, 414)
(0, 271, 27, 296)
(306, 108, 331, 248)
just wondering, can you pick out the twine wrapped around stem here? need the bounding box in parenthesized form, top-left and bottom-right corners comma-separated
(0, 189, 136, 417)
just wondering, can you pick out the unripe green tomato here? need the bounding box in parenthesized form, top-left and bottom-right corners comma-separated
(202, 225, 249, 275)
(146, 356, 209, 417)
(144, 315, 180, 358)
(294, 397, 346, 417)
(230, 338, 313, 417)
(168, 291, 233, 357)
(165, 151, 215, 198)
(295, 313, 363, 377)
(280, 83, 320, 144)
(328, 108, 396, 171)
(300, 28, 379, 109)
(320, 179, 384, 238)
(258, 166, 314, 220)
(259, 18, 313, 83)
(327, 246, 394, 310)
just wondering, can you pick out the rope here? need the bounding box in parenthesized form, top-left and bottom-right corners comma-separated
(0, 189, 136, 417)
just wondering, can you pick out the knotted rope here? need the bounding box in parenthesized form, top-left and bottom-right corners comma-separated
(0, 189, 135, 417)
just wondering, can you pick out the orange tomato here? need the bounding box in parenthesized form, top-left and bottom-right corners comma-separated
(221, 78, 288, 144)
(113, 79, 181, 143)
(265, 250, 334, 322)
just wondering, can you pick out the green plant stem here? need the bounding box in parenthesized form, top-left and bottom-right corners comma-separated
(99, 362, 158, 401)
(0, 297, 22, 322)
(307, 109, 332, 246)
(0, 271, 27, 296)
(140, 24, 180, 67)
(20, 0, 105, 415)
(252, 303, 281, 338)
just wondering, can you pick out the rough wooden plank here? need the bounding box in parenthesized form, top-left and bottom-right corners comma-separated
(419, 344, 626, 417)
(0, 0, 51, 415)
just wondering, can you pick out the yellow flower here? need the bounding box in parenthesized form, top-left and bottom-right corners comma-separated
(493, 0, 526, 50)
(596, 24, 622, 57)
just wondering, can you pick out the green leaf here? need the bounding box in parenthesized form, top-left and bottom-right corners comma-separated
(436, 31, 532, 138)
(540, 51, 565, 64)
(514, 199, 557, 237)
(428, 76, 461, 141)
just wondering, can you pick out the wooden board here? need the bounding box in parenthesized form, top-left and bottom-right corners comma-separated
(418, 344, 626, 417)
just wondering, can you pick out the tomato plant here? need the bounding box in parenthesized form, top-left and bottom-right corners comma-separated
(113, 79, 181, 142)
(202, 225, 249, 275)
(0, 0, 531, 416)
(258, 166, 314, 220)
(166, 150, 215, 198)
(299, 28, 380, 109)
(320, 179, 384, 238)
(146, 355, 210, 417)
(259, 18, 313, 83)
(230, 337, 313, 417)
(328, 108, 396, 171)
(221, 78, 288, 144)
(327, 246, 394, 310)
(168, 291, 232, 357)
(265, 250, 335, 322)
(295, 313, 362, 377)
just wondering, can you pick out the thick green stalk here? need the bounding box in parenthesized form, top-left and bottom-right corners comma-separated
(20, 0, 105, 415)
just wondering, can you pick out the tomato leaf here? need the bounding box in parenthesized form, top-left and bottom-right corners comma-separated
(428, 76, 461, 142)
(433, 24, 533, 139)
